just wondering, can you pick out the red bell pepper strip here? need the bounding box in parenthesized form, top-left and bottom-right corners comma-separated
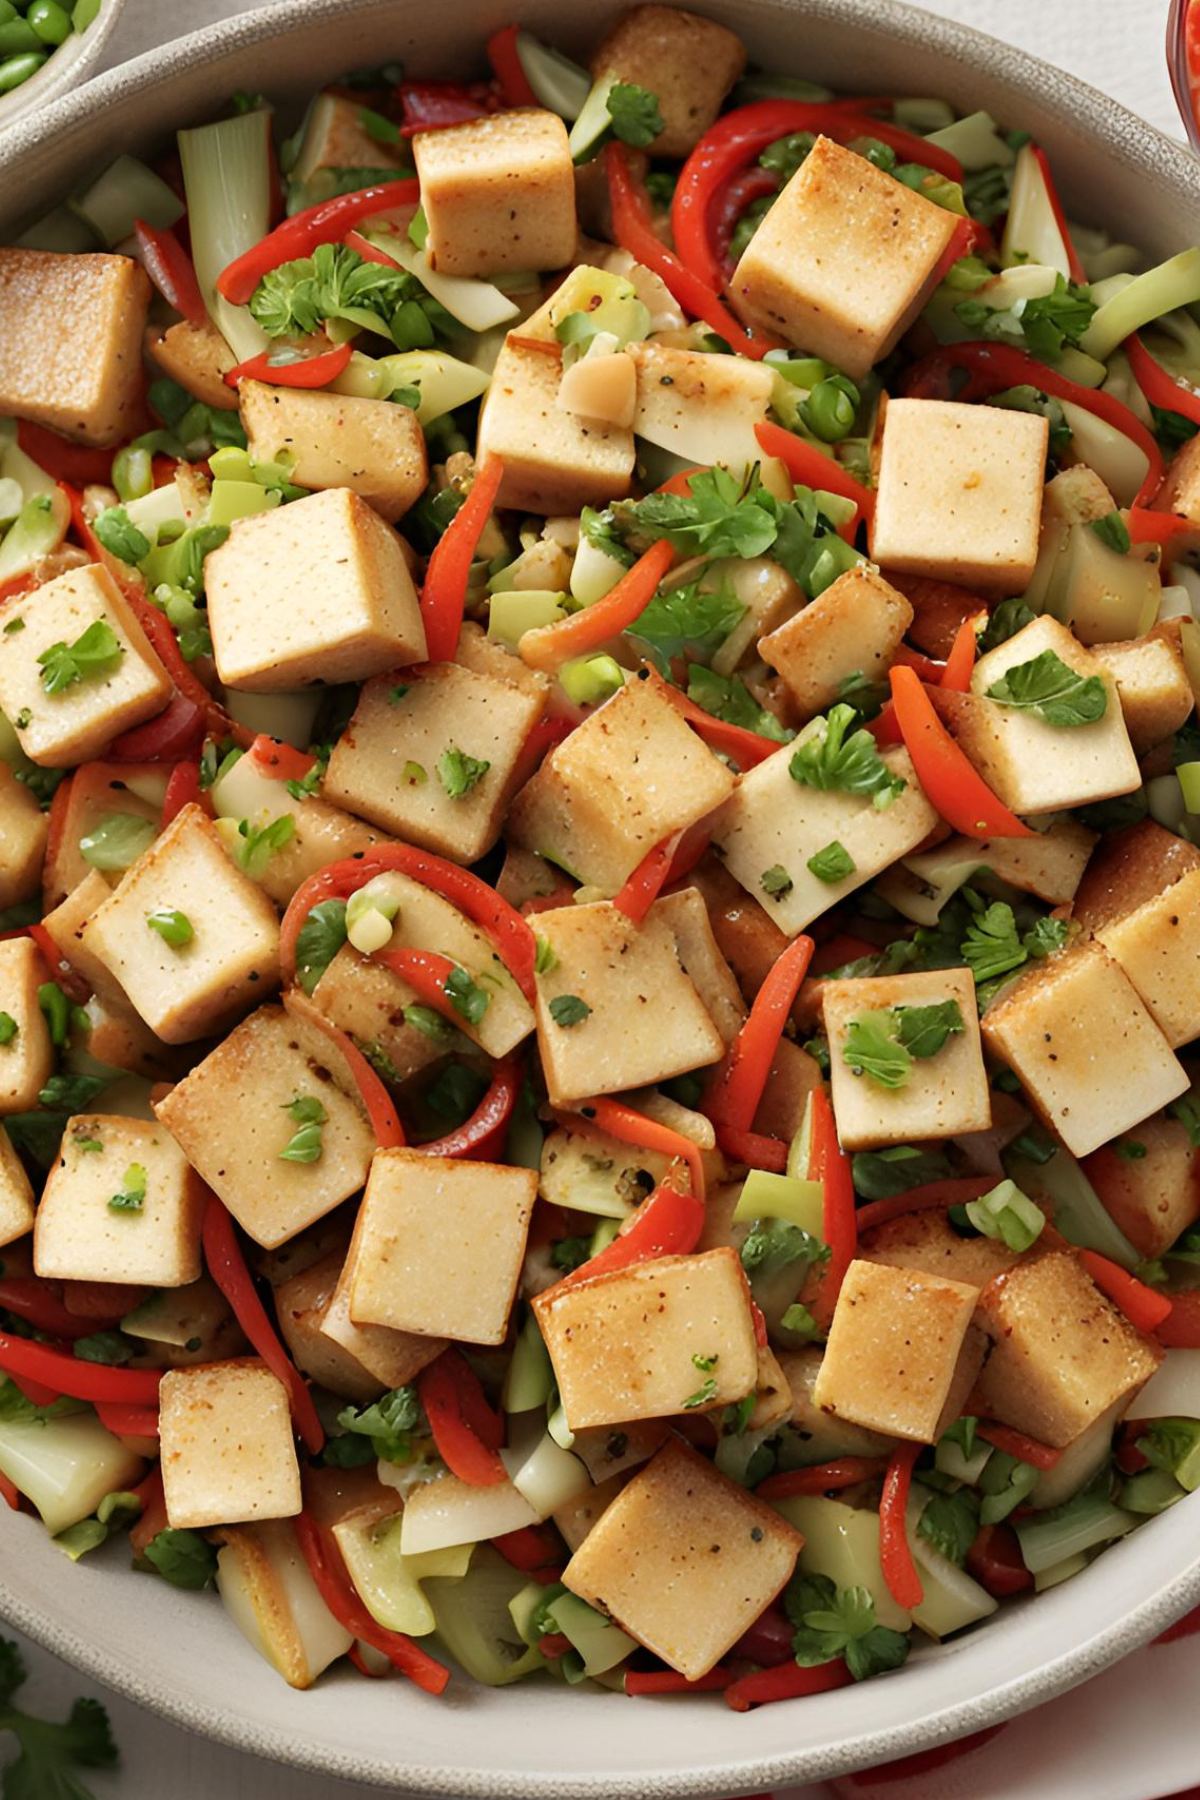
(133, 218, 206, 324)
(217, 181, 421, 304)
(708, 933, 815, 1136)
(1078, 1248, 1173, 1333)
(626, 1667, 733, 1695)
(294, 1510, 451, 1695)
(1126, 328, 1200, 429)
(654, 674, 785, 767)
(879, 1441, 924, 1611)
(486, 25, 539, 106)
(755, 1457, 890, 1500)
(0, 1472, 18, 1511)
(715, 1124, 788, 1173)
(17, 421, 113, 486)
(1154, 1288, 1200, 1348)
(1029, 145, 1087, 283)
(375, 946, 466, 1026)
(725, 1657, 852, 1712)
(492, 1522, 565, 1584)
(810, 932, 878, 976)
(966, 1524, 1033, 1597)
(1127, 505, 1195, 550)
(399, 81, 497, 135)
(612, 836, 676, 924)
(201, 1195, 325, 1454)
(247, 734, 318, 785)
(284, 988, 406, 1150)
(225, 340, 354, 391)
(343, 227, 401, 268)
(976, 1422, 1062, 1471)
(553, 1172, 705, 1292)
(419, 1058, 521, 1162)
(754, 419, 875, 534)
(417, 1348, 507, 1486)
(852, 1176, 999, 1237)
(95, 1400, 161, 1439)
(711, 165, 780, 278)
(161, 758, 201, 828)
(605, 143, 780, 360)
(522, 539, 675, 672)
(561, 1094, 706, 1201)
(890, 664, 1037, 839)
(665, 820, 711, 884)
(808, 1086, 857, 1329)
(732, 1606, 797, 1668)
(0, 1278, 98, 1340)
(939, 616, 980, 691)
(108, 693, 208, 763)
(893, 643, 946, 682)
(421, 451, 506, 663)
(28, 922, 91, 1005)
(0, 1332, 161, 1405)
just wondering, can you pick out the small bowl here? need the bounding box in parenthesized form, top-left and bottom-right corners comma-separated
(0, 0, 125, 133)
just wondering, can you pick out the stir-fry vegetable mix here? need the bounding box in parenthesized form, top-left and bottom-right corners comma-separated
(1, 0, 1200, 1709)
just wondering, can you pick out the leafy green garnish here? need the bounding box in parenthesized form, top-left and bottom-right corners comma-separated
(549, 1235, 592, 1273)
(235, 813, 297, 879)
(1169, 1096, 1200, 1148)
(37, 621, 124, 696)
(0, 1015, 16, 1049)
(37, 1073, 108, 1113)
(1016, 275, 1097, 360)
(0, 1634, 118, 1799)
(851, 1145, 952, 1200)
(92, 505, 151, 566)
(789, 704, 905, 808)
(249, 242, 432, 347)
(628, 579, 746, 668)
(961, 901, 1027, 984)
(978, 1448, 1038, 1524)
(606, 82, 664, 148)
(784, 1573, 911, 1682)
(985, 649, 1107, 727)
(443, 966, 490, 1026)
(336, 1385, 422, 1464)
(549, 995, 591, 1028)
(294, 897, 347, 994)
(1090, 510, 1131, 555)
(437, 745, 491, 800)
(72, 1331, 135, 1365)
(842, 1000, 964, 1089)
(975, 596, 1035, 655)
(807, 840, 856, 884)
(682, 1375, 718, 1410)
(760, 864, 794, 901)
(107, 1164, 147, 1214)
(615, 467, 780, 560)
(279, 1093, 326, 1163)
(918, 1487, 980, 1566)
(145, 907, 193, 949)
(686, 665, 791, 743)
(740, 1219, 826, 1276)
(143, 1528, 218, 1590)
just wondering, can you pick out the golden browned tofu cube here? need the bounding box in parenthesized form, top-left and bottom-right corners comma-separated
(39, 869, 129, 1011)
(652, 885, 747, 1044)
(959, 819, 1096, 906)
(33, 1113, 204, 1287)
(477, 338, 634, 515)
(349, 1149, 536, 1346)
(507, 669, 735, 894)
(0, 763, 48, 911)
(204, 487, 427, 691)
(1091, 868, 1200, 1049)
(1155, 434, 1200, 547)
(871, 398, 1048, 591)
(0, 1127, 34, 1248)
(858, 1206, 1020, 1290)
(813, 1258, 982, 1443)
(531, 900, 724, 1105)
(413, 109, 576, 278)
(0, 937, 53, 1115)
(0, 564, 172, 767)
(534, 1248, 758, 1430)
(292, 91, 409, 182)
(159, 1361, 302, 1529)
(730, 139, 957, 380)
(1090, 635, 1193, 756)
(972, 1251, 1163, 1447)
(822, 968, 990, 1150)
(309, 946, 446, 1088)
(0, 250, 151, 445)
(1082, 1113, 1200, 1261)
(155, 1004, 376, 1248)
(239, 381, 427, 525)
(216, 1517, 353, 1688)
(779, 1344, 896, 1462)
(320, 1219, 446, 1390)
(563, 1437, 801, 1679)
(1073, 818, 1200, 935)
(759, 566, 913, 721)
(145, 318, 239, 412)
(983, 941, 1188, 1157)
(81, 803, 280, 1045)
(324, 661, 545, 865)
(591, 6, 745, 156)
(275, 1250, 385, 1405)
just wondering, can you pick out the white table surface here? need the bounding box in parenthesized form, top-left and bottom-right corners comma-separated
(2, 1, 1192, 1796)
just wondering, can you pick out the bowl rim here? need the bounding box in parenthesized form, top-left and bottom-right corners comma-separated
(3, 0, 1200, 1793)
(0, 0, 126, 136)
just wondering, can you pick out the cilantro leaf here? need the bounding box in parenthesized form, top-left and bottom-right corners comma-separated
(279, 1092, 326, 1163)
(1017, 275, 1097, 360)
(961, 900, 1026, 983)
(437, 745, 491, 800)
(336, 1384, 422, 1463)
(789, 704, 905, 808)
(606, 82, 664, 148)
(615, 467, 780, 560)
(549, 994, 591, 1028)
(841, 1012, 912, 1090)
(1023, 915, 1071, 959)
(851, 1145, 952, 1201)
(37, 621, 124, 696)
(92, 505, 151, 566)
(807, 840, 856, 884)
(686, 665, 791, 742)
(1090, 510, 1132, 554)
(143, 1528, 217, 1589)
(443, 966, 490, 1026)
(628, 579, 746, 667)
(918, 1487, 980, 1565)
(740, 1218, 825, 1276)
(295, 897, 347, 994)
(248, 241, 421, 344)
(894, 999, 964, 1060)
(985, 649, 1108, 727)
(784, 1573, 911, 1682)
(975, 595, 1035, 655)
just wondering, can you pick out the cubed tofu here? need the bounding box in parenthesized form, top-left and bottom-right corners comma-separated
(1155, 434, 1200, 546)
(145, 318, 239, 412)
(858, 1207, 1021, 1289)
(759, 566, 914, 720)
(562, 1437, 800, 1679)
(274, 1250, 385, 1405)
(0, 763, 48, 910)
(41, 758, 164, 910)
(0, 1127, 34, 1248)
(531, 900, 724, 1106)
(628, 341, 774, 473)
(752, 1035, 825, 1142)
(929, 616, 1140, 816)
(534, 1248, 758, 1429)
(686, 855, 790, 999)
(39, 869, 129, 1010)
(292, 90, 407, 182)
(81, 803, 280, 1045)
(813, 1258, 982, 1443)
(0, 250, 151, 445)
(324, 662, 544, 865)
(1089, 635, 1193, 755)
(348, 1149, 536, 1345)
(413, 109, 576, 278)
(730, 138, 957, 381)
(159, 1360, 302, 1529)
(238, 382, 427, 525)
(972, 1250, 1163, 1446)
(822, 969, 990, 1150)
(33, 1113, 204, 1286)
(215, 1517, 353, 1690)
(80, 993, 185, 1085)
(591, 6, 745, 157)
(0, 937, 54, 1115)
(778, 1345, 896, 1462)
(1082, 1113, 1200, 1261)
(320, 1220, 447, 1388)
(1073, 819, 1200, 935)
(204, 487, 427, 692)
(710, 739, 938, 938)
(972, 818, 1097, 905)
(0, 564, 172, 767)
(309, 946, 446, 1088)
(887, 572, 987, 659)
(982, 941, 1189, 1157)
(1091, 868, 1200, 1049)
(507, 669, 735, 894)
(653, 886, 747, 1044)
(871, 398, 1048, 591)
(155, 1004, 376, 1248)
(476, 338, 634, 515)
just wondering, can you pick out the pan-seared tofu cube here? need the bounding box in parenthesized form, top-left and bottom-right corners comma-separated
(972, 1250, 1163, 1446)
(81, 804, 280, 1045)
(507, 670, 735, 894)
(0, 938, 54, 1115)
(822, 968, 990, 1150)
(562, 1437, 801, 1679)
(813, 1258, 982, 1443)
(0, 764, 48, 910)
(653, 886, 746, 1044)
(275, 1250, 385, 1405)
(292, 90, 408, 182)
(0, 249, 151, 446)
(534, 1248, 758, 1430)
(155, 1004, 376, 1248)
(982, 941, 1189, 1157)
(930, 616, 1139, 816)
(320, 1222, 446, 1389)
(628, 342, 774, 473)
(0, 1128, 34, 1248)
(348, 1149, 536, 1345)
(310, 947, 446, 1088)
(970, 818, 1096, 905)
(40, 869, 130, 1012)
(33, 1113, 204, 1286)
(531, 900, 724, 1106)
(477, 338, 634, 515)
(159, 1360, 302, 1529)
(413, 109, 576, 278)
(1073, 818, 1200, 935)
(1091, 868, 1200, 1049)
(1155, 434, 1200, 548)
(730, 138, 957, 381)
(325, 662, 544, 865)
(238, 381, 427, 525)
(858, 1206, 1020, 1289)
(145, 318, 239, 412)
(758, 566, 913, 721)
(1082, 1112, 1200, 1261)
(0, 564, 171, 768)
(871, 398, 1048, 591)
(216, 1517, 353, 1690)
(204, 487, 427, 692)
(591, 6, 745, 156)
(1090, 635, 1193, 755)
(710, 739, 937, 937)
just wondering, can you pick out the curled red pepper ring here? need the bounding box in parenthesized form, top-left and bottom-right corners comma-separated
(294, 1510, 450, 1694)
(417, 1348, 507, 1486)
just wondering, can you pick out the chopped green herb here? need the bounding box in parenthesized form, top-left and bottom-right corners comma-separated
(13, 710, 30, 731)
(403, 1003, 452, 1041)
(789, 703, 905, 808)
(143, 1527, 218, 1589)
(443, 966, 490, 1026)
(39, 1073, 107, 1112)
(1114, 1140, 1147, 1161)
(692, 1351, 719, 1373)
(961, 901, 1026, 983)
(851, 1145, 953, 1200)
(1016, 275, 1097, 360)
(975, 596, 1035, 654)
(534, 936, 559, 975)
(74, 1137, 104, 1154)
(37, 619, 124, 696)
(145, 907, 194, 948)
(985, 649, 1107, 727)
(1168, 1096, 1200, 1147)
(549, 994, 592, 1028)
(336, 1384, 422, 1463)
(294, 897, 347, 994)
(37, 982, 70, 1047)
(964, 1178, 1045, 1252)
(785, 1573, 911, 1682)
(842, 1000, 963, 1090)
(918, 1487, 980, 1566)
(437, 745, 491, 799)
(1090, 510, 1132, 554)
(780, 1302, 817, 1336)
(740, 1218, 825, 1276)
(760, 864, 794, 901)
(806, 840, 856, 884)
(550, 1235, 592, 1273)
(235, 812, 297, 879)
(72, 1330, 135, 1366)
(628, 578, 746, 668)
(279, 1093, 327, 1164)
(616, 466, 779, 561)
(606, 81, 664, 147)
(108, 1163, 148, 1214)
(92, 504, 152, 566)
(0, 1632, 118, 1797)
(1, 618, 23, 635)
(388, 684, 410, 705)
(682, 1376, 718, 1410)
(686, 664, 791, 742)
(0, 1014, 16, 1048)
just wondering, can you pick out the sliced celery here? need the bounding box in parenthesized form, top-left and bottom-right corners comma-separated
(488, 589, 568, 650)
(1081, 249, 1200, 363)
(547, 1592, 637, 1677)
(567, 74, 618, 161)
(370, 234, 519, 334)
(426, 1547, 547, 1685)
(733, 1168, 824, 1237)
(515, 31, 590, 120)
(503, 1312, 555, 1414)
(1001, 144, 1071, 277)
(15, 203, 99, 253)
(0, 1412, 143, 1536)
(178, 111, 274, 363)
(70, 154, 183, 247)
(1013, 1493, 1135, 1573)
(925, 110, 1014, 172)
(207, 479, 280, 528)
(331, 347, 489, 422)
(0, 488, 69, 583)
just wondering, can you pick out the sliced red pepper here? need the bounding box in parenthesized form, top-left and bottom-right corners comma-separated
(653, 674, 785, 768)
(893, 644, 946, 682)
(247, 734, 318, 785)
(0, 1332, 161, 1405)
(567, 1094, 706, 1201)
(133, 218, 206, 325)
(966, 1523, 1033, 1598)
(417, 1348, 507, 1486)
(486, 25, 538, 106)
(201, 1194, 325, 1454)
(890, 664, 1036, 839)
(225, 341, 354, 391)
(808, 1086, 857, 1329)
(625, 1667, 732, 1695)
(665, 820, 712, 884)
(108, 693, 208, 763)
(711, 165, 779, 280)
(1155, 1288, 1200, 1348)
(538, 1631, 572, 1659)
(731, 1605, 797, 1668)
(707, 933, 815, 1137)
(1126, 328, 1200, 429)
(399, 80, 497, 135)
(853, 1175, 999, 1237)
(284, 987, 406, 1150)
(754, 419, 874, 535)
(0, 1473, 18, 1511)
(522, 539, 675, 672)
(1078, 1248, 1173, 1333)
(375, 946, 465, 1026)
(755, 1457, 890, 1500)
(1029, 145, 1087, 285)
(724, 1657, 852, 1712)
(0, 1278, 98, 1340)
(28, 921, 91, 1005)
(95, 1400, 161, 1439)
(294, 1510, 450, 1694)
(977, 1422, 1061, 1471)
(420, 1058, 521, 1162)
(715, 1124, 788, 1173)
(161, 758, 201, 828)
(1126, 505, 1195, 549)
(879, 1442, 924, 1611)
(492, 1521, 565, 1584)
(421, 451, 506, 664)
(810, 932, 877, 976)
(612, 836, 676, 924)
(551, 1172, 704, 1292)
(938, 616, 980, 691)
(217, 180, 421, 304)
(17, 421, 113, 486)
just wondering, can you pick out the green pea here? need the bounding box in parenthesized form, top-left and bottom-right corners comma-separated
(0, 17, 38, 52)
(0, 48, 44, 90)
(71, 0, 102, 27)
(802, 374, 860, 443)
(112, 445, 153, 503)
(28, 0, 70, 44)
(0, 6, 17, 29)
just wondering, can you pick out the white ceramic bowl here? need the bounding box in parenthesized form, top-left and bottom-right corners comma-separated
(0, 0, 124, 133)
(2, 2, 1200, 1794)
